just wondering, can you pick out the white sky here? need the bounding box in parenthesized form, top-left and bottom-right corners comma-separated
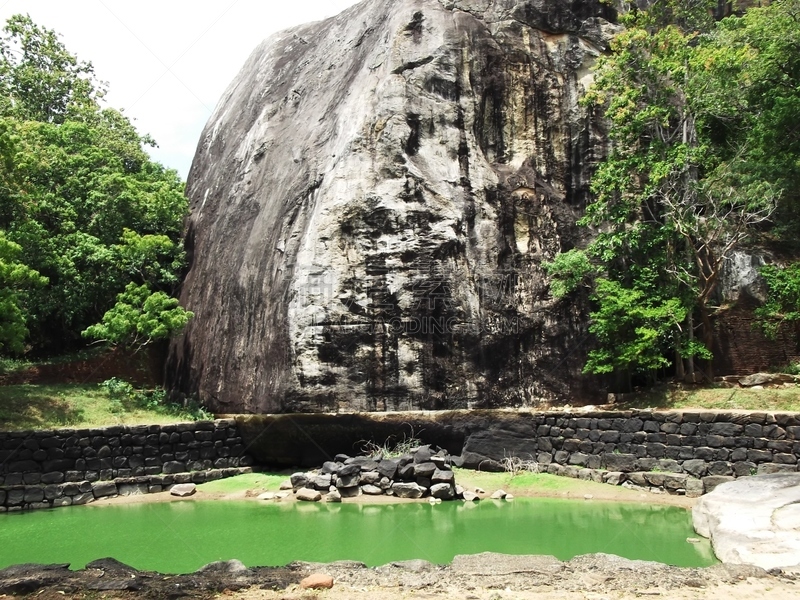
(0, 1, 363, 179)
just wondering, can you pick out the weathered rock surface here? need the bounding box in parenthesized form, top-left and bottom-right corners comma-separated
(168, 0, 619, 412)
(170, 483, 197, 497)
(693, 473, 800, 570)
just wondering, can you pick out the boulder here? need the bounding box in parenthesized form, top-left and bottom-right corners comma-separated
(337, 486, 361, 498)
(170, 483, 197, 497)
(414, 462, 436, 479)
(490, 490, 507, 500)
(361, 484, 383, 495)
(310, 473, 332, 490)
(462, 491, 480, 502)
(320, 461, 341, 475)
(325, 489, 342, 503)
(300, 574, 334, 590)
(431, 468, 455, 485)
(693, 473, 800, 570)
(430, 483, 454, 500)
(290, 472, 309, 490)
(391, 482, 426, 499)
(295, 488, 322, 502)
(167, 0, 619, 412)
(359, 471, 381, 485)
(377, 459, 398, 480)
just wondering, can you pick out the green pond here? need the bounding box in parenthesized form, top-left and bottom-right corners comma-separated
(0, 498, 715, 574)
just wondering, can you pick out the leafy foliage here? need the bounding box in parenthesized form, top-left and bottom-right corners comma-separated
(83, 283, 193, 349)
(548, 0, 797, 383)
(755, 263, 800, 338)
(543, 249, 594, 299)
(0, 232, 46, 353)
(99, 378, 212, 422)
(0, 15, 190, 355)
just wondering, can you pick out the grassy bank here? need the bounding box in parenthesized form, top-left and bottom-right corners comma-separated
(0, 383, 209, 431)
(614, 384, 800, 412)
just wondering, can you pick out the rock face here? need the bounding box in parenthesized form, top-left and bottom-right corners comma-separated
(168, 0, 619, 413)
(693, 473, 800, 570)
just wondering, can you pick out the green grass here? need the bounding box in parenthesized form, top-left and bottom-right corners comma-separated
(453, 468, 587, 493)
(0, 383, 206, 430)
(616, 385, 800, 412)
(196, 472, 289, 494)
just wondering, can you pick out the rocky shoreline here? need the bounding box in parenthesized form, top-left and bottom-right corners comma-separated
(0, 553, 795, 600)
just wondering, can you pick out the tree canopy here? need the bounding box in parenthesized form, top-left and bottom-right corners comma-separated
(547, 0, 800, 386)
(0, 14, 191, 355)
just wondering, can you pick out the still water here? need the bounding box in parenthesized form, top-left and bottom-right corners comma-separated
(0, 498, 715, 573)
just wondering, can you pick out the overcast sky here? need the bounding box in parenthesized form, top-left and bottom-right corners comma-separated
(0, 1, 363, 179)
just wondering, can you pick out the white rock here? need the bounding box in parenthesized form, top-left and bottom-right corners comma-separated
(279, 480, 293, 491)
(693, 473, 800, 570)
(170, 483, 196, 497)
(475, 487, 485, 494)
(505, 493, 514, 501)
(325, 489, 342, 503)
(490, 489, 507, 500)
(462, 491, 480, 502)
(257, 492, 276, 500)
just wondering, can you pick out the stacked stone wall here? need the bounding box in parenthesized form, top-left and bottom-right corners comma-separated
(0, 419, 254, 511)
(234, 409, 800, 495)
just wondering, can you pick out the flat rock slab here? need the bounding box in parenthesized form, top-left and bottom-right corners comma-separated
(170, 483, 197, 497)
(451, 552, 564, 576)
(693, 473, 800, 570)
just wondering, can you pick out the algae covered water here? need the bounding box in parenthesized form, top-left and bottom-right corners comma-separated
(0, 498, 715, 573)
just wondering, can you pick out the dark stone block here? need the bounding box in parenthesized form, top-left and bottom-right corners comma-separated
(682, 459, 707, 478)
(732, 461, 757, 477)
(767, 440, 794, 453)
(747, 449, 773, 463)
(23, 473, 41, 484)
(40, 472, 64, 484)
(645, 443, 666, 458)
(709, 423, 743, 436)
(694, 447, 715, 460)
(21, 487, 44, 503)
(601, 453, 636, 472)
(162, 461, 187, 474)
(9, 460, 40, 473)
(707, 461, 732, 476)
(660, 422, 680, 434)
(774, 453, 797, 465)
(622, 418, 644, 433)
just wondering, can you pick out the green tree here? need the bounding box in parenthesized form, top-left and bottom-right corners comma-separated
(82, 283, 193, 350)
(0, 14, 102, 122)
(0, 14, 190, 355)
(755, 263, 800, 338)
(548, 0, 786, 384)
(0, 232, 47, 353)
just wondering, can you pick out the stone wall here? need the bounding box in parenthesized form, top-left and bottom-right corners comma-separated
(234, 409, 800, 490)
(0, 419, 254, 511)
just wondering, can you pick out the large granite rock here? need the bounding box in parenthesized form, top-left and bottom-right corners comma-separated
(693, 473, 800, 570)
(168, 0, 619, 412)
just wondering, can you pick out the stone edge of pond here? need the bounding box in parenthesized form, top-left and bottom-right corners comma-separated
(0, 553, 789, 598)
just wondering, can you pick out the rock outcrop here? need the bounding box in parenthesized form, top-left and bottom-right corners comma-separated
(168, 0, 620, 413)
(693, 473, 800, 570)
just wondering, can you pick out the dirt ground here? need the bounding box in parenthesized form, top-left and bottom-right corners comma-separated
(237, 553, 799, 600)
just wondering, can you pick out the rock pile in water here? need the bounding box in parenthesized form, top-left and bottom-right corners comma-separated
(286, 445, 467, 502)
